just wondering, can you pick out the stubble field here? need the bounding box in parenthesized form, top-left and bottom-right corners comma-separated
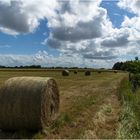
(0, 69, 127, 139)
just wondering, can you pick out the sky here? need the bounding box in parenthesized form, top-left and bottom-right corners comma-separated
(0, 0, 140, 68)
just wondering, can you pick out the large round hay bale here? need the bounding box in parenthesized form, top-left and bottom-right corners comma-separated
(62, 70, 69, 76)
(85, 70, 91, 76)
(0, 77, 59, 131)
(114, 70, 118, 73)
(98, 71, 101, 74)
(74, 70, 78, 74)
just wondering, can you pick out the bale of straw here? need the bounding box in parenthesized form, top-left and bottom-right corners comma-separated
(114, 70, 118, 73)
(74, 71, 78, 74)
(85, 70, 91, 76)
(0, 77, 59, 131)
(62, 70, 69, 76)
(98, 71, 101, 74)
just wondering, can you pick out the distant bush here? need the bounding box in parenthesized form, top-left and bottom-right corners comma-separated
(112, 62, 123, 70)
(112, 57, 140, 74)
(129, 74, 140, 92)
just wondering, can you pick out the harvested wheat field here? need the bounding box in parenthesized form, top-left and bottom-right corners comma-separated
(0, 77, 59, 131)
(0, 69, 127, 139)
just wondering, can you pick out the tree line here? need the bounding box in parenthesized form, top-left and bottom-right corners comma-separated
(112, 57, 140, 74)
(112, 57, 140, 92)
(0, 65, 85, 69)
(0, 65, 41, 69)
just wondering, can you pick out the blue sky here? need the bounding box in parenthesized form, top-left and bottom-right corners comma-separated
(0, 20, 47, 54)
(0, 0, 139, 67)
(100, 1, 136, 28)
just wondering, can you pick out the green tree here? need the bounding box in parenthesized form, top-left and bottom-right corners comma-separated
(135, 56, 139, 61)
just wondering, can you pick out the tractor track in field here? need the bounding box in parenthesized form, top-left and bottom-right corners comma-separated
(46, 75, 124, 139)
(82, 93, 121, 139)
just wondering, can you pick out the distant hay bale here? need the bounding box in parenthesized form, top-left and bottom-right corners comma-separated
(0, 77, 59, 131)
(98, 71, 101, 74)
(114, 70, 118, 73)
(85, 70, 91, 76)
(74, 71, 78, 74)
(62, 70, 69, 76)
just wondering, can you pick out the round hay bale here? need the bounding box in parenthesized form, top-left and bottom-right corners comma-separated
(98, 71, 101, 74)
(62, 70, 69, 76)
(0, 77, 59, 131)
(114, 70, 118, 73)
(85, 71, 91, 76)
(74, 71, 78, 74)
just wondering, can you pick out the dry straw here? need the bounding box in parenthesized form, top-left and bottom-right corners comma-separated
(0, 77, 59, 131)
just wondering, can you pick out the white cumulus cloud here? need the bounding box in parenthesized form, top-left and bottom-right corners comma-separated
(118, 0, 140, 15)
(0, 0, 58, 35)
(0, 0, 139, 67)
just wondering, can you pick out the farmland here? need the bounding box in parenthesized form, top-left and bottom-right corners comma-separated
(0, 69, 127, 139)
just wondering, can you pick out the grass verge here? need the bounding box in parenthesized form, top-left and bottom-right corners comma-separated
(117, 77, 140, 139)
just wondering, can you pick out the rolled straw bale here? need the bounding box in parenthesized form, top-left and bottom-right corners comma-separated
(114, 70, 118, 73)
(62, 70, 69, 76)
(0, 77, 59, 131)
(85, 70, 91, 76)
(98, 71, 101, 74)
(74, 71, 78, 74)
